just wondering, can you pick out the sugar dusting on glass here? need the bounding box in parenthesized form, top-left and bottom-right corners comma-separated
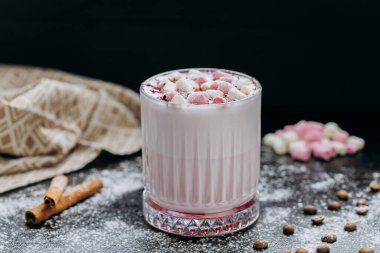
(0, 151, 379, 252)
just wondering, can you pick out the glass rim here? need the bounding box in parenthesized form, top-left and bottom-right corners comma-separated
(140, 67, 262, 108)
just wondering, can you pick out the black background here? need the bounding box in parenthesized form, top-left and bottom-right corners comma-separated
(1, 0, 379, 141)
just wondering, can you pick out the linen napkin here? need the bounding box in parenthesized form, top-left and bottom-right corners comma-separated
(0, 65, 141, 193)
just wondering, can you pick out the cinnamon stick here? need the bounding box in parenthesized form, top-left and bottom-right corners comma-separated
(26, 179, 103, 224)
(44, 175, 69, 206)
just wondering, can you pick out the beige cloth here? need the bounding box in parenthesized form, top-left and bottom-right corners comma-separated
(0, 65, 141, 193)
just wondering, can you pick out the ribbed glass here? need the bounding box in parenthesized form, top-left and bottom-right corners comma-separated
(140, 68, 262, 215)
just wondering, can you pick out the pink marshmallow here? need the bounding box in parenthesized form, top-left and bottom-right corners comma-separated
(187, 92, 210, 104)
(212, 97, 227, 104)
(162, 91, 178, 101)
(306, 121, 324, 132)
(212, 70, 233, 80)
(194, 76, 208, 85)
(284, 125, 295, 131)
(187, 69, 209, 85)
(210, 82, 219, 90)
(346, 142, 359, 155)
(290, 145, 312, 161)
(333, 131, 349, 143)
(312, 142, 337, 161)
(303, 129, 323, 142)
(219, 76, 237, 83)
(293, 120, 309, 135)
(217, 81, 235, 94)
(275, 129, 286, 136)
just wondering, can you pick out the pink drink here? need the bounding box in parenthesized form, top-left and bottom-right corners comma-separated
(140, 68, 262, 237)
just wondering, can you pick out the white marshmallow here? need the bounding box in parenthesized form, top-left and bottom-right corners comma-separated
(347, 136, 365, 150)
(289, 140, 307, 151)
(331, 141, 347, 155)
(176, 78, 195, 92)
(241, 84, 255, 95)
(263, 133, 288, 155)
(170, 94, 187, 105)
(200, 81, 214, 91)
(236, 78, 253, 89)
(323, 122, 341, 139)
(206, 89, 224, 99)
(162, 80, 177, 92)
(263, 133, 277, 146)
(166, 71, 183, 82)
(272, 137, 288, 155)
(227, 88, 246, 101)
(281, 131, 299, 144)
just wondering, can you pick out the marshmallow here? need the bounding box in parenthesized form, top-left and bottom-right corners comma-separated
(194, 76, 209, 85)
(240, 84, 255, 95)
(307, 121, 324, 132)
(293, 120, 309, 135)
(187, 92, 210, 104)
(290, 141, 312, 161)
(210, 82, 219, 90)
(212, 97, 226, 104)
(170, 94, 187, 105)
(236, 78, 253, 89)
(312, 142, 337, 161)
(347, 136, 365, 150)
(272, 137, 288, 155)
(187, 69, 203, 79)
(284, 125, 295, 131)
(332, 131, 349, 143)
(220, 76, 237, 83)
(162, 80, 177, 92)
(212, 70, 233, 80)
(346, 142, 359, 155)
(263, 133, 277, 146)
(217, 81, 235, 94)
(176, 78, 195, 92)
(303, 129, 323, 142)
(227, 88, 247, 101)
(188, 69, 210, 85)
(263, 133, 288, 155)
(331, 141, 347, 156)
(206, 89, 224, 99)
(200, 81, 214, 91)
(162, 91, 178, 101)
(166, 71, 183, 82)
(323, 122, 341, 139)
(281, 131, 299, 144)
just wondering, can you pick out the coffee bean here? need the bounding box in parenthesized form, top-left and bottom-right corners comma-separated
(359, 247, 375, 253)
(355, 198, 369, 206)
(282, 223, 295, 235)
(303, 204, 317, 215)
(321, 234, 337, 243)
(311, 215, 325, 225)
(344, 222, 357, 232)
(295, 248, 309, 253)
(253, 240, 268, 250)
(316, 245, 330, 253)
(356, 205, 369, 215)
(327, 200, 342, 210)
(336, 189, 349, 200)
(369, 182, 380, 191)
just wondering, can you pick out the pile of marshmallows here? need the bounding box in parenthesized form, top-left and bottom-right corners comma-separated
(263, 121, 365, 161)
(144, 69, 258, 104)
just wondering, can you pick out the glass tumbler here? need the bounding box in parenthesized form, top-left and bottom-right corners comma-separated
(140, 68, 262, 237)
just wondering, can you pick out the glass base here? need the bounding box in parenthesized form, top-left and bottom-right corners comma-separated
(143, 191, 259, 237)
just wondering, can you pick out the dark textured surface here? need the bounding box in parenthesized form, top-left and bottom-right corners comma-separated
(0, 147, 379, 253)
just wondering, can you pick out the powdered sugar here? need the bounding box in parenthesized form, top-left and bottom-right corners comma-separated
(0, 153, 379, 252)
